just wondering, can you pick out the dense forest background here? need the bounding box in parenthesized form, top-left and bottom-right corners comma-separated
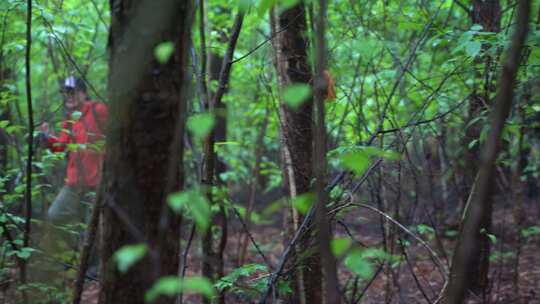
(0, 0, 539, 303)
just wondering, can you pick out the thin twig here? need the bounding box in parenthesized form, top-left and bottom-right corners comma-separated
(344, 203, 448, 280)
(73, 189, 103, 304)
(399, 238, 433, 304)
(376, 98, 467, 135)
(37, 11, 105, 101)
(230, 11, 303, 64)
(177, 223, 196, 304)
(354, 264, 384, 303)
(367, 0, 446, 146)
(257, 172, 347, 304)
(231, 205, 272, 268)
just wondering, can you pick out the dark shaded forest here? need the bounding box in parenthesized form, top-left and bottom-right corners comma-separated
(0, 0, 539, 303)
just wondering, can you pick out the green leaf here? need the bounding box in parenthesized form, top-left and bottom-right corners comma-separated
(12, 247, 35, 260)
(215, 141, 240, 146)
(521, 226, 540, 238)
(470, 24, 483, 31)
(444, 230, 458, 237)
(283, 84, 311, 109)
(217, 263, 267, 291)
(238, 0, 252, 12)
(417, 224, 435, 236)
(331, 238, 351, 256)
(145, 276, 215, 302)
(344, 249, 374, 279)
(280, 0, 301, 10)
(168, 189, 211, 232)
(291, 192, 316, 215)
(480, 228, 497, 245)
(263, 199, 285, 216)
(257, 0, 277, 17)
(468, 139, 478, 150)
(465, 41, 482, 57)
(71, 111, 82, 120)
(361, 248, 390, 260)
(187, 113, 215, 139)
(154, 41, 175, 64)
(487, 233, 497, 245)
(114, 244, 148, 273)
(277, 280, 293, 295)
(362, 146, 400, 160)
(340, 151, 370, 176)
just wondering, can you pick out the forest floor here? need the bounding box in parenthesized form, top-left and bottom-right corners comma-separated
(1, 196, 539, 303)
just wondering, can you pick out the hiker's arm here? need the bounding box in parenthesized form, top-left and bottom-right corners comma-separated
(44, 121, 71, 152)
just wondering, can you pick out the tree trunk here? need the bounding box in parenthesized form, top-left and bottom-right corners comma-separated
(99, 1, 192, 303)
(462, 0, 501, 294)
(444, 1, 530, 302)
(312, 0, 340, 302)
(272, 3, 322, 304)
(202, 10, 244, 304)
(201, 48, 227, 302)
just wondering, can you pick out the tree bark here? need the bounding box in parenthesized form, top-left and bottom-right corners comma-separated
(313, 0, 340, 303)
(201, 9, 244, 304)
(443, 1, 530, 303)
(99, 1, 192, 303)
(462, 0, 501, 293)
(272, 3, 322, 304)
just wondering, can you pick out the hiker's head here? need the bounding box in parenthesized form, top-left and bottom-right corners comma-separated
(61, 76, 87, 111)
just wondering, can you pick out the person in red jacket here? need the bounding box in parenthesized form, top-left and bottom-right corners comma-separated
(40, 76, 107, 226)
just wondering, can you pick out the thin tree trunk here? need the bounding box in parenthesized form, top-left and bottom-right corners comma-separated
(21, 1, 33, 301)
(99, 1, 192, 303)
(313, 0, 340, 303)
(443, 1, 530, 303)
(201, 10, 244, 304)
(271, 2, 323, 303)
(461, 0, 501, 293)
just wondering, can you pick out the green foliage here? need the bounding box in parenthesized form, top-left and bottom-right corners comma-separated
(480, 228, 497, 245)
(114, 243, 148, 273)
(343, 247, 400, 279)
(444, 229, 458, 238)
(489, 250, 515, 263)
(331, 237, 352, 257)
(168, 188, 211, 232)
(291, 192, 315, 215)
(334, 146, 399, 176)
(340, 151, 370, 176)
(6, 246, 35, 260)
(154, 41, 175, 64)
(216, 263, 291, 299)
(2, 0, 540, 302)
(256, 0, 303, 17)
(235, 205, 273, 225)
(521, 226, 540, 238)
(187, 113, 216, 140)
(216, 263, 266, 292)
(416, 224, 435, 241)
(145, 276, 215, 302)
(344, 249, 374, 279)
(283, 84, 312, 109)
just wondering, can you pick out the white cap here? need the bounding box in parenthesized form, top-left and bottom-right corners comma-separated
(64, 76, 77, 89)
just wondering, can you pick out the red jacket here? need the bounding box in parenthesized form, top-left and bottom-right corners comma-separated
(47, 101, 108, 188)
